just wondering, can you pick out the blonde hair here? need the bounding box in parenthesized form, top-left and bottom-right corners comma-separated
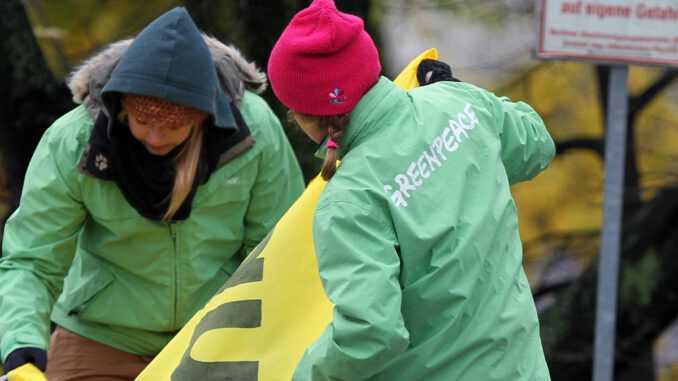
(291, 111, 351, 181)
(164, 123, 204, 220)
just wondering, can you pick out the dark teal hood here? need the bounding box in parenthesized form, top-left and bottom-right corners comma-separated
(101, 7, 236, 130)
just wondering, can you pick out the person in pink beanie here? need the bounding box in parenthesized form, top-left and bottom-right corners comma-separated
(269, 1, 554, 380)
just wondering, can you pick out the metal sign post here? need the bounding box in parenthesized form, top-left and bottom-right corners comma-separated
(592, 65, 628, 381)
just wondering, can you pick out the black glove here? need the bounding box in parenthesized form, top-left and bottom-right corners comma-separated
(417, 59, 460, 85)
(3, 347, 47, 374)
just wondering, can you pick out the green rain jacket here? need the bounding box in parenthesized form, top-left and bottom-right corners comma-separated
(0, 10, 304, 361)
(293, 77, 554, 380)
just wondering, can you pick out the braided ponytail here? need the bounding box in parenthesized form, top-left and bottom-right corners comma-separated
(290, 111, 351, 181)
(320, 114, 350, 180)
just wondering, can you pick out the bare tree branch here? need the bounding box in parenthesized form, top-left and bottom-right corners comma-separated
(555, 138, 604, 157)
(630, 69, 678, 114)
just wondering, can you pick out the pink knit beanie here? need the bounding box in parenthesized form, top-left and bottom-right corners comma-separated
(268, 0, 381, 116)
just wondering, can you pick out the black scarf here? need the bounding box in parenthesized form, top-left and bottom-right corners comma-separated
(109, 118, 198, 220)
(79, 105, 253, 221)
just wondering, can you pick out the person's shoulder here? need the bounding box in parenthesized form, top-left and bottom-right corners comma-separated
(46, 105, 95, 143)
(240, 91, 275, 122)
(317, 170, 385, 213)
(410, 81, 502, 114)
(410, 80, 488, 97)
(315, 178, 395, 234)
(240, 91, 287, 145)
(42, 105, 95, 159)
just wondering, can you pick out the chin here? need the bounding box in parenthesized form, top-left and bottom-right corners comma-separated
(146, 145, 172, 155)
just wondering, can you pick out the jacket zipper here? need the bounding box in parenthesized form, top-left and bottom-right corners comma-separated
(168, 222, 178, 329)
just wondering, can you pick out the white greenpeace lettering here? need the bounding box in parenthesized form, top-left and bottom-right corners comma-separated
(383, 103, 479, 207)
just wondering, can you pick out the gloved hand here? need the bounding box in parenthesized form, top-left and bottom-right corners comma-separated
(417, 59, 460, 85)
(3, 347, 47, 374)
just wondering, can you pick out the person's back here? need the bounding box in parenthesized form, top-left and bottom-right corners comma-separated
(312, 77, 553, 379)
(267, 0, 554, 379)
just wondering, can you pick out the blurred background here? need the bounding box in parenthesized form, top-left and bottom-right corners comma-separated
(1, 0, 676, 380)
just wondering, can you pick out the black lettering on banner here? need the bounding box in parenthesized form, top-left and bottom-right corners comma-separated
(171, 232, 271, 380)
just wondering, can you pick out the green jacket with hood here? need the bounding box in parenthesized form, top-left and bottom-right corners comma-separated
(293, 77, 554, 380)
(0, 8, 304, 361)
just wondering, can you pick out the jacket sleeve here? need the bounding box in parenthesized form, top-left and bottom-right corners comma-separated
(479, 90, 555, 185)
(239, 97, 304, 256)
(0, 124, 86, 362)
(293, 201, 409, 381)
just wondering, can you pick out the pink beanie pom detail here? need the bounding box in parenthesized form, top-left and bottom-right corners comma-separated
(268, 0, 381, 116)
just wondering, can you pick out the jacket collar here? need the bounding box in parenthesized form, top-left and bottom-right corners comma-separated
(338, 77, 409, 158)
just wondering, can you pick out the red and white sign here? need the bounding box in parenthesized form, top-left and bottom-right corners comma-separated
(538, 0, 678, 67)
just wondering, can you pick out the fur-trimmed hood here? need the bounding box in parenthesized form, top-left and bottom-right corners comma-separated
(68, 34, 267, 121)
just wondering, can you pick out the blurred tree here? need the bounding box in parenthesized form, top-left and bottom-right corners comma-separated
(0, 0, 73, 232)
(0, 0, 179, 237)
(516, 64, 678, 380)
(536, 185, 678, 381)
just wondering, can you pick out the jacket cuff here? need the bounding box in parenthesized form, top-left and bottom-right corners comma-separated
(1, 334, 48, 363)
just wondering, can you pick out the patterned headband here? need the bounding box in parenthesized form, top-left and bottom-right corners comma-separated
(120, 93, 208, 127)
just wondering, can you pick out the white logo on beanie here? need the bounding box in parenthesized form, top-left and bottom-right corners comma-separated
(328, 88, 347, 104)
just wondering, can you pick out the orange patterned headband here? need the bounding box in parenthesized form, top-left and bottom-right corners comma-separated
(120, 93, 208, 127)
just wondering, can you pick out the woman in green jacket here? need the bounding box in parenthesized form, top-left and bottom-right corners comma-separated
(267, 1, 554, 380)
(0, 7, 304, 380)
